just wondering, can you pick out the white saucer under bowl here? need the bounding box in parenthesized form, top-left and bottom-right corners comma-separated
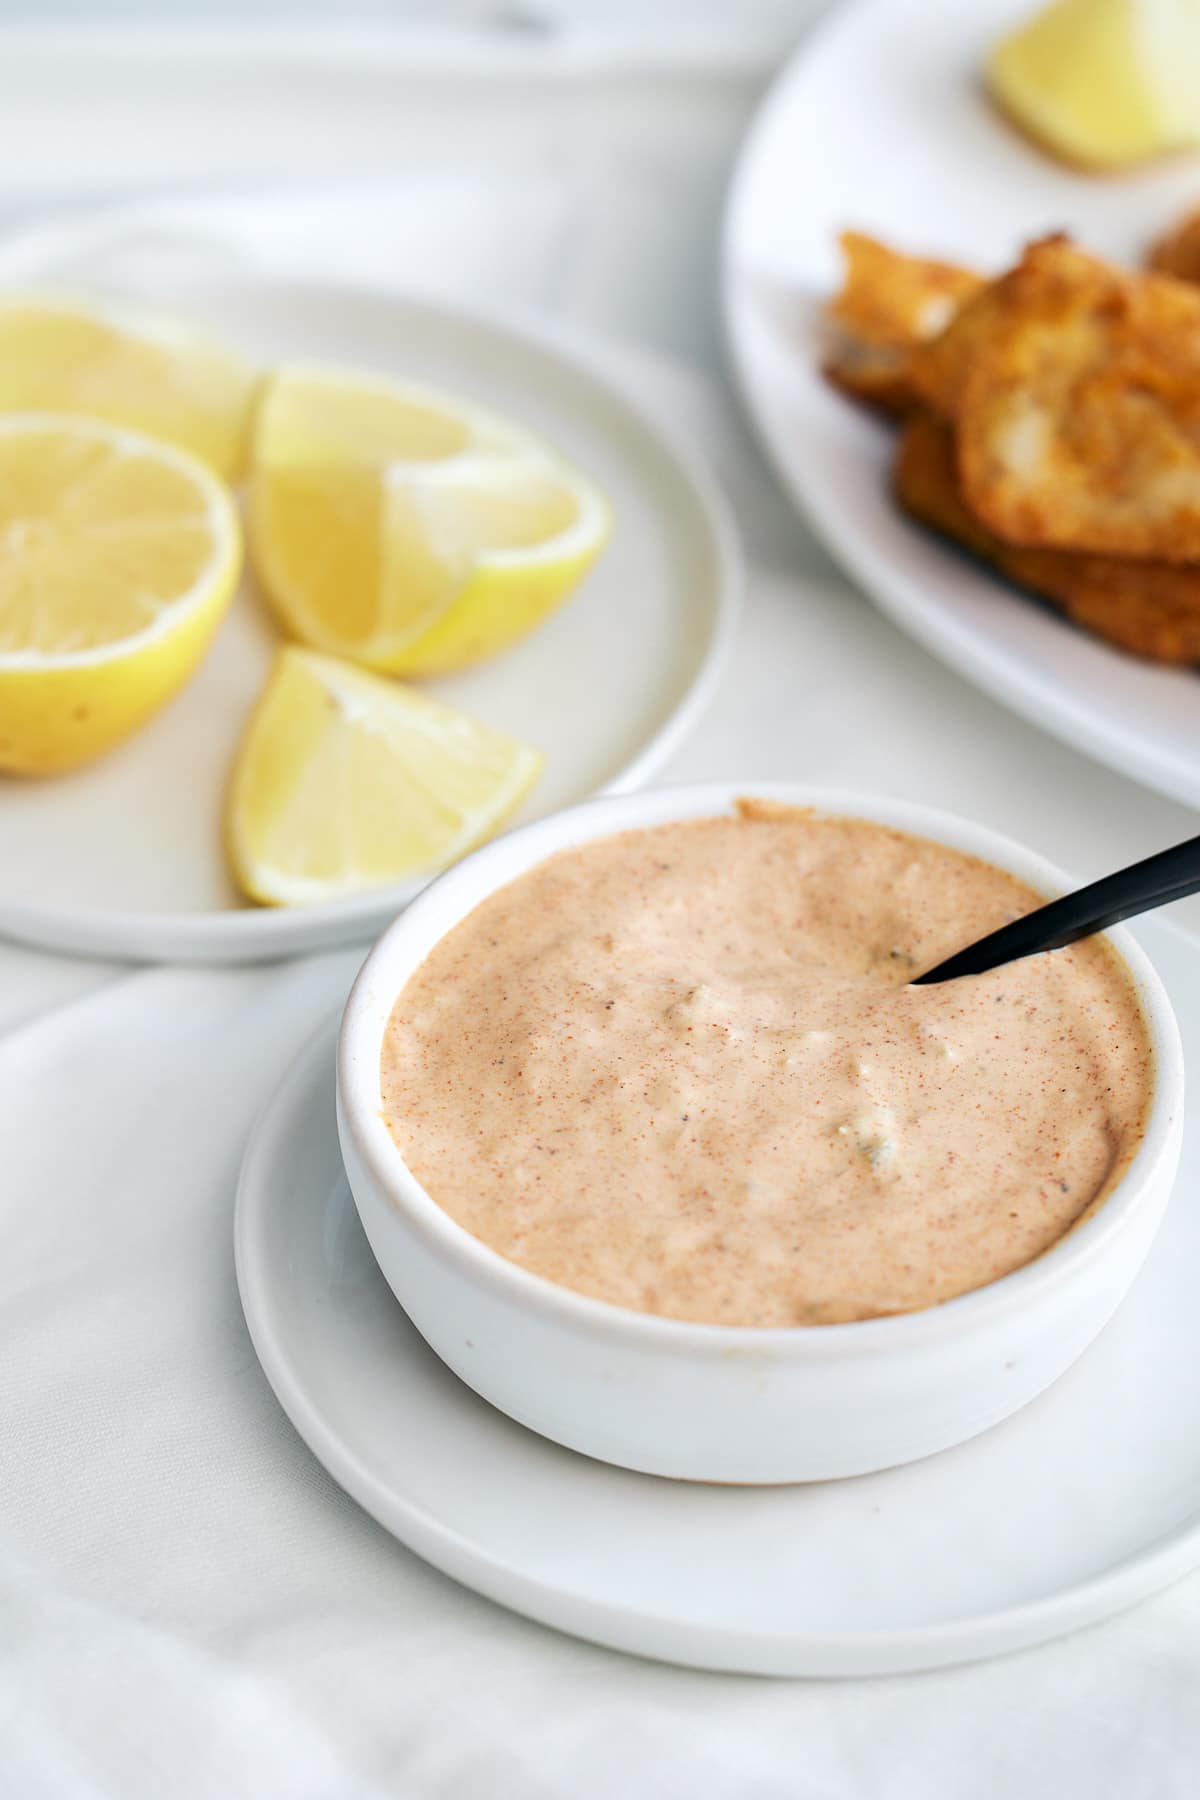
(236, 924, 1200, 1677)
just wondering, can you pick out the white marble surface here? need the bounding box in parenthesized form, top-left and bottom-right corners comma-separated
(0, 21, 1198, 1797)
(0, 0, 821, 38)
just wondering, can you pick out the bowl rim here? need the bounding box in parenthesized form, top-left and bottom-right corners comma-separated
(337, 781, 1185, 1359)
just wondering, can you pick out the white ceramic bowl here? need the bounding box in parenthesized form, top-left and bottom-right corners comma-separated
(336, 784, 1185, 1484)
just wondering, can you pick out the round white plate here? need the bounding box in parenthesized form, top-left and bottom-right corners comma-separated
(723, 0, 1200, 812)
(0, 278, 737, 963)
(236, 914, 1200, 1678)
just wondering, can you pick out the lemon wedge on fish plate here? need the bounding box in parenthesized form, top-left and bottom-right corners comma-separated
(988, 0, 1200, 169)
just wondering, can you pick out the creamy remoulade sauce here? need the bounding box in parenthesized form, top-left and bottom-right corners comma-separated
(380, 804, 1153, 1327)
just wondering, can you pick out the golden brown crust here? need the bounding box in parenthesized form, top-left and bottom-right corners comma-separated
(933, 237, 1200, 560)
(823, 345, 918, 420)
(906, 249, 1034, 422)
(1147, 206, 1200, 284)
(894, 410, 1200, 664)
(822, 231, 981, 418)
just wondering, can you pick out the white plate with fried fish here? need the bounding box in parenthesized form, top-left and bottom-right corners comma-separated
(723, 0, 1200, 811)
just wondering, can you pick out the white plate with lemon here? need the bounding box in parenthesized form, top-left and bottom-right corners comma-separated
(724, 0, 1200, 812)
(0, 281, 738, 962)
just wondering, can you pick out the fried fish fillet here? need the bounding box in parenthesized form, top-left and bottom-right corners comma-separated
(823, 231, 981, 417)
(894, 410, 1200, 664)
(906, 247, 1044, 421)
(910, 237, 1107, 423)
(918, 235, 1200, 560)
(1147, 205, 1200, 284)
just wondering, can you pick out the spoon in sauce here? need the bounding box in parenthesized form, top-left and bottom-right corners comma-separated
(914, 831, 1200, 984)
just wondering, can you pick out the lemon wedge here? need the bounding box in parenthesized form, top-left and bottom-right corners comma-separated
(988, 0, 1200, 169)
(227, 646, 543, 905)
(0, 295, 259, 480)
(247, 366, 611, 676)
(0, 415, 241, 775)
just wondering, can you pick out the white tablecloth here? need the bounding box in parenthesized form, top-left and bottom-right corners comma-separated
(2, 26, 1200, 1798)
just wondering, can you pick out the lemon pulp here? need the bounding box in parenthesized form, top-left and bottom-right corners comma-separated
(0, 297, 260, 479)
(248, 366, 611, 676)
(988, 0, 1200, 169)
(227, 646, 543, 904)
(0, 414, 242, 774)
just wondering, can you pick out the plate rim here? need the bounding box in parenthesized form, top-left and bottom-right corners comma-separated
(719, 0, 1200, 814)
(0, 269, 741, 965)
(234, 959, 1200, 1678)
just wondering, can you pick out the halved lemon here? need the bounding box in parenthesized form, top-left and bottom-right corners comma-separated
(247, 365, 612, 676)
(0, 415, 242, 775)
(0, 296, 260, 480)
(227, 646, 543, 905)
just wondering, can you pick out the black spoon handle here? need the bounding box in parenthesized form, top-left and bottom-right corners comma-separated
(913, 832, 1200, 985)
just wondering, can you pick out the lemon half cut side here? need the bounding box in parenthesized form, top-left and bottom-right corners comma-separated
(0, 413, 242, 775)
